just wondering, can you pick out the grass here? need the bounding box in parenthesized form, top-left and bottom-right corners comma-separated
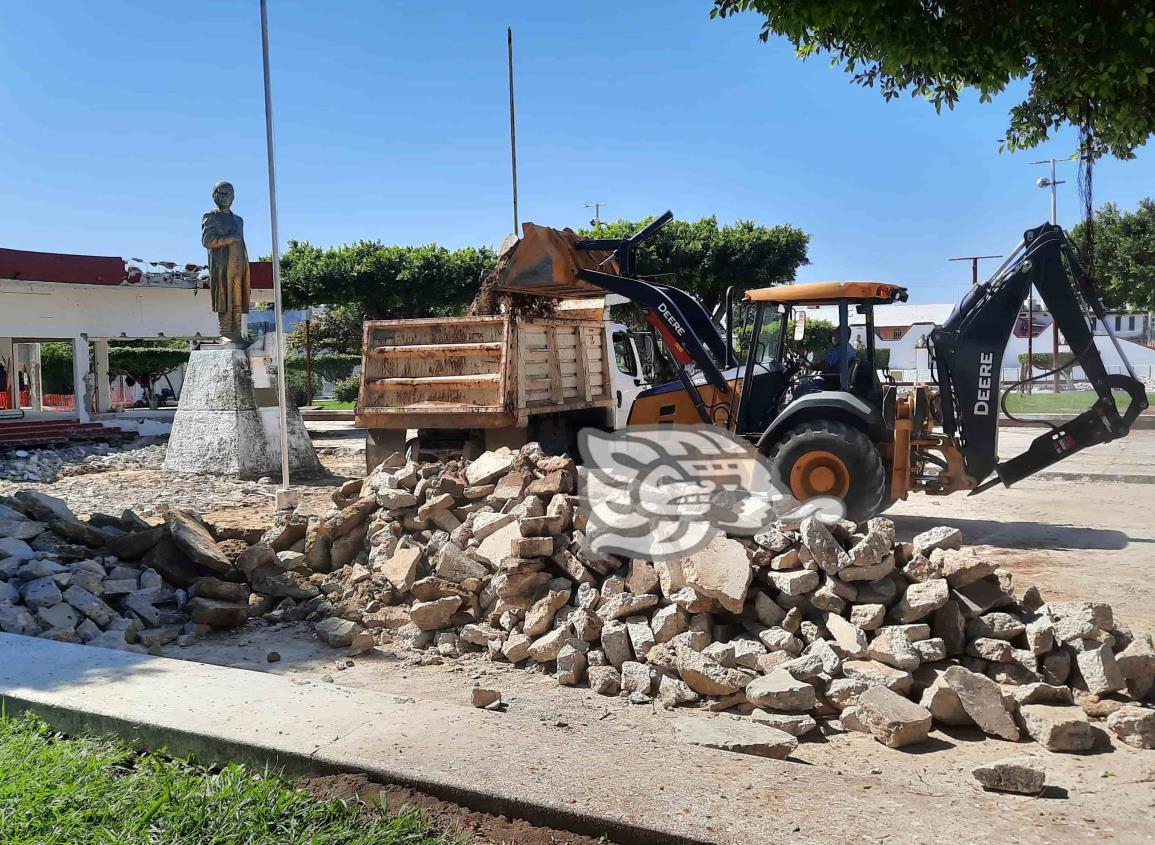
(0, 712, 452, 845)
(309, 400, 355, 411)
(1001, 388, 1150, 416)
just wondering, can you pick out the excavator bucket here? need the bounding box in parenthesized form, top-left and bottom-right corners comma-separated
(491, 223, 618, 299)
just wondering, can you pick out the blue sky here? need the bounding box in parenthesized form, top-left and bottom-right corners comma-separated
(2, 1, 1152, 304)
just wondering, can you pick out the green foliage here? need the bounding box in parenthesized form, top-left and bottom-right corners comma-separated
(333, 375, 361, 404)
(1071, 198, 1155, 311)
(283, 368, 310, 407)
(579, 216, 809, 312)
(711, 1, 1155, 159)
(283, 352, 360, 383)
(1018, 351, 1076, 371)
(39, 342, 74, 394)
(874, 347, 891, 370)
(0, 712, 447, 845)
(286, 303, 366, 355)
(107, 347, 189, 384)
(280, 240, 497, 319)
(793, 317, 838, 362)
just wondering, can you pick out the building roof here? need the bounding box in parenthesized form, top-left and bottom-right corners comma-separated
(744, 281, 908, 305)
(0, 246, 273, 290)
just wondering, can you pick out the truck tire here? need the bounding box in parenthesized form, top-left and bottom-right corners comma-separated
(763, 419, 886, 523)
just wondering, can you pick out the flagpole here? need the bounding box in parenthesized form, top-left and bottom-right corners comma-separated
(507, 27, 519, 236)
(259, 0, 293, 503)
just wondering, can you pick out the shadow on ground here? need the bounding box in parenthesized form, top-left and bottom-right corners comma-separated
(890, 514, 1137, 552)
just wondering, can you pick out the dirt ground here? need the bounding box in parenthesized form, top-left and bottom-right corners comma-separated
(172, 472, 1155, 845)
(7, 427, 1155, 842)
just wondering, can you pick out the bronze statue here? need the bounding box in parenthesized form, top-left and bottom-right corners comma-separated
(202, 181, 250, 343)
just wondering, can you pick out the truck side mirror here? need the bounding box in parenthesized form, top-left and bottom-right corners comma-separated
(794, 312, 807, 342)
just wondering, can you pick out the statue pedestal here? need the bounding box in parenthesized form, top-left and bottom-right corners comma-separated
(163, 347, 321, 478)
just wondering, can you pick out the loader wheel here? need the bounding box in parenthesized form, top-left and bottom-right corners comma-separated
(764, 420, 886, 522)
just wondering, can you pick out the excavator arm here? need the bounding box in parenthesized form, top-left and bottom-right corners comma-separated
(930, 223, 1149, 492)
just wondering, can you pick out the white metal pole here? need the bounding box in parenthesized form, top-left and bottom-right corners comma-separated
(1050, 158, 1058, 224)
(507, 27, 519, 236)
(260, 0, 292, 493)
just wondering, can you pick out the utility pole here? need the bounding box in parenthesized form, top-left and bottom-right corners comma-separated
(507, 28, 519, 236)
(948, 254, 1001, 287)
(585, 202, 606, 229)
(1033, 157, 1073, 392)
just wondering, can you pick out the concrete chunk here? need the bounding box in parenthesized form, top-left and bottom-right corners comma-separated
(677, 536, 752, 614)
(673, 716, 797, 760)
(745, 669, 816, 712)
(972, 759, 1046, 795)
(943, 665, 1019, 741)
(1106, 705, 1155, 750)
(1019, 704, 1095, 752)
(855, 685, 933, 748)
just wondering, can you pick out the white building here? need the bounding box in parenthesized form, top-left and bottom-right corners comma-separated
(1, 246, 274, 424)
(799, 300, 1155, 384)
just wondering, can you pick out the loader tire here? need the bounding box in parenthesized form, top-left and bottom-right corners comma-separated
(763, 419, 886, 523)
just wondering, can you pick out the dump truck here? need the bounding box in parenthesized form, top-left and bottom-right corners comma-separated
(355, 299, 663, 468)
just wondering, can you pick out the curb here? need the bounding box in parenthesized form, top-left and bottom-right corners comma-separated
(0, 634, 757, 845)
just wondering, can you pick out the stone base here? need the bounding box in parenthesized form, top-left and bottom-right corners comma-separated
(163, 348, 321, 478)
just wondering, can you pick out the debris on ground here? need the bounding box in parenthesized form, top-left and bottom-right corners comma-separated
(0, 490, 230, 652)
(0, 440, 167, 484)
(3, 442, 1154, 764)
(971, 758, 1047, 794)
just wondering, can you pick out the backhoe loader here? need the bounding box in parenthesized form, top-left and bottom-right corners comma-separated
(491, 212, 1149, 520)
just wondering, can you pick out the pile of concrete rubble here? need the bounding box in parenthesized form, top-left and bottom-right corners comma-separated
(0, 490, 243, 650)
(274, 444, 1154, 755)
(3, 443, 1153, 758)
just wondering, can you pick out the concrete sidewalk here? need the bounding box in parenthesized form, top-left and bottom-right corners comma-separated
(0, 633, 1074, 845)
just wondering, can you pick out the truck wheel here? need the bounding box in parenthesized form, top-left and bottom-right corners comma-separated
(763, 420, 886, 522)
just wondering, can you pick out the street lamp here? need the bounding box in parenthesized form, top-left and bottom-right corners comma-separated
(1031, 157, 1073, 393)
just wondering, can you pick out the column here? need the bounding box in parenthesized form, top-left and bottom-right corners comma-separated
(72, 336, 91, 422)
(0, 337, 13, 410)
(93, 339, 112, 413)
(28, 343, 43, 412)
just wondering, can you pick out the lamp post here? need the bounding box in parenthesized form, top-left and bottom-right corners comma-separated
(585, 202, 606, 229)
(1033, 157, 1072, 392)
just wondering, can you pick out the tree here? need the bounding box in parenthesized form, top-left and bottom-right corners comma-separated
(1071, 199, 1155, 312)
(286, 303, 365, 356)
(280, 240, 497, 319)
(107, 342, 190, 409)
(710, 1, 1155, 159)
(577, 215, 810, 312)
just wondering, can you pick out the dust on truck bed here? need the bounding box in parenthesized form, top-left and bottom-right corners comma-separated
(355, 314, 614, 461)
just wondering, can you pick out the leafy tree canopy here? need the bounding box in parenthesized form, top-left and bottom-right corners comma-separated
(711, 0, 1155, 159)
(1071, 198, 1155, 312)
(280, 241, 496, 319)
(577, 215, 810, 312)
(286, 303, 366, 356)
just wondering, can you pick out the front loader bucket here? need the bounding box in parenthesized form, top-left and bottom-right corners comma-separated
(491, 223, 617, 299)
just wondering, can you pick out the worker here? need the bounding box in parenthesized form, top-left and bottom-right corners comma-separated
(822, 325, 857, 373)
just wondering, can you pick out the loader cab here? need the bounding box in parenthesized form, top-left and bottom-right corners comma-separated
(728, 282, 908, 519)
(732, 282, 905, 436)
